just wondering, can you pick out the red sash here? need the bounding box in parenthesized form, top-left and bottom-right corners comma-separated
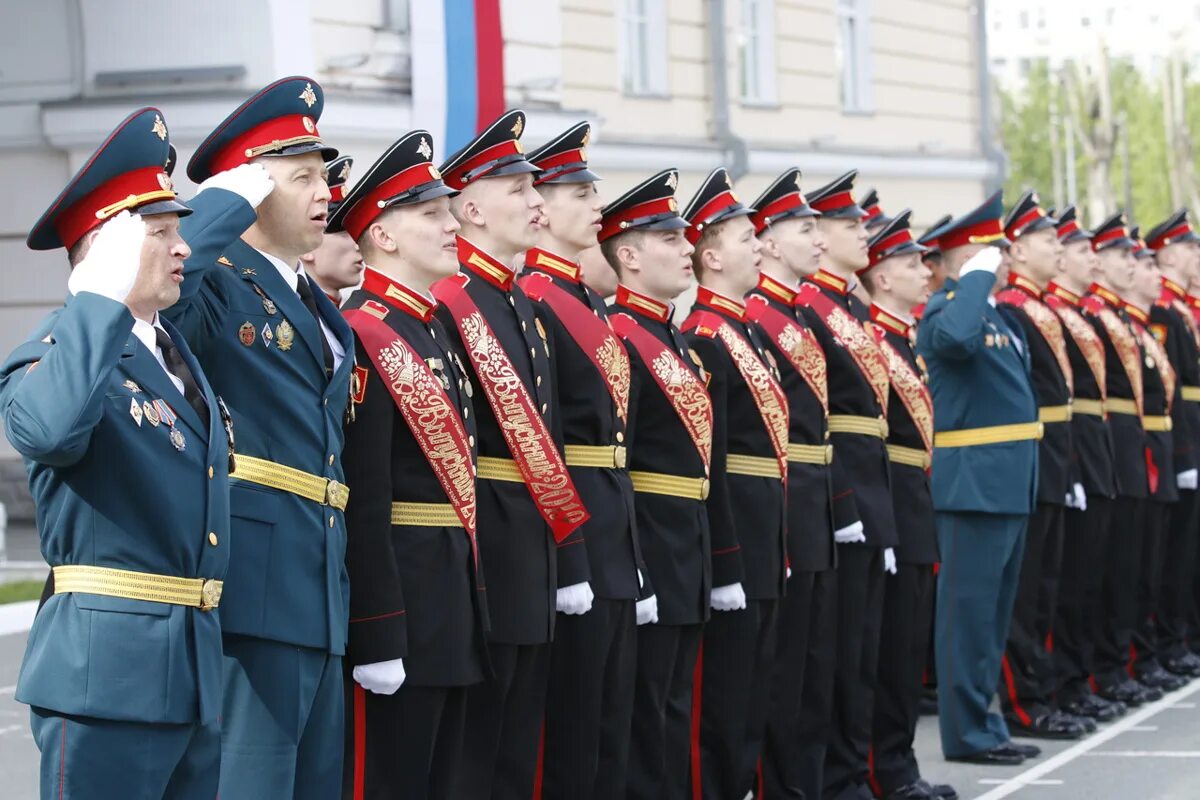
(610, 312, 713, 470)
(870, 327, 934, 453)
(745, 295, 828, 413)
(1045, 295, 1106, 397)
(683, 310, 790, 475)
(796, 283, 889, 411)
(997, 289, 1074, 395)
(518, 271, 631, 423)
(1133, 321, 1177, 413)
(433, 275, 589, 541)
(1083, 297, 1144, 415)
(343, 306, 478, 561)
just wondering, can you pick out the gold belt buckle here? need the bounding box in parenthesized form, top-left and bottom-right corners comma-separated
(200, 579, 223, 611)
(614, 445, 628, 469)
(700, 477, 711, 500)
(325, 479, 349, 510)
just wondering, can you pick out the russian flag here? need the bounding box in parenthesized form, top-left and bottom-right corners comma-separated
(411, 0, 507, 160)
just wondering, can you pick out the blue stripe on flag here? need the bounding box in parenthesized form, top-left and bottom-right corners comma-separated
(443, 0, 478, 156)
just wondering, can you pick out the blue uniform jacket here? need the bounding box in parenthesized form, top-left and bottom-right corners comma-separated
(916, 270, 1039, 515)
(1, 293, 230, 724)
(164, 188, 354, 654)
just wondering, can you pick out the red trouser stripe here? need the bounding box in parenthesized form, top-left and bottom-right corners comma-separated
(690, 642, 705, 800)
(867, 745, 882, 798)
(353, 683, 366, 800)
(532, 721, 545, 800)
(1001, 654, 1032, 726)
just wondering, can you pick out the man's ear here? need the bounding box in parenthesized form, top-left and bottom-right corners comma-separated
(759, 234, 781, 261)
(617, 242, 640, 274)
(299, 251, 316, 264)
(368, 221, 397, 255)
(700, 244, 722, 274)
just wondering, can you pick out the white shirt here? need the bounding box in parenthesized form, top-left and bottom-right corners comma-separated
(132, 315, 185, 396)
(257, 249, 346, 373)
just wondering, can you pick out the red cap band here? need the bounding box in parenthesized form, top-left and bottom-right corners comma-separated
(442, 140, 523, 188)
(599, 197, 678, 242)
(810, 190, 855, 213)
(341, 162, 444, 240)
(937, 218, 1005, 251)
(55, 165, 176, 250)
(686, 190, 738, 244)
(208, 114, 323, 175)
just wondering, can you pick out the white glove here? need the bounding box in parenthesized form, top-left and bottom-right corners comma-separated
(636, 595, 659, 625)
(834, 520, 866, 544)
(786, 566, 793, 580)
(195, 163, 275, 208)
(556, 581, 594, 615)
(884, 548, 898, 575)
(1070, 482, 1087, 510)
(67, 210, 147, 303)
(711, 582, 747, 612)
(958, 246, 1003, 277)
(352, 658, 406, 695)
(1178, 469, 1199, 490)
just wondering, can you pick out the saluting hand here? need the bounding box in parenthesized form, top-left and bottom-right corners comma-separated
(67, 210, 147, 304)
(195, 162, 275, 208)
(958, 246, 1003, 277)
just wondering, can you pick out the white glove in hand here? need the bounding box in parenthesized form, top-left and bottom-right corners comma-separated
(352, 658, 406, 695)
(958, 246, 1003, 277)
(834, 520, 866, 544)
(1073, 483, 1087, 511)
(884, 548, 898, 575)
(67, 210, 147, 303)
(711, 582, 747, 612)
(195, 163, 275, 208)
(556, 581, 594, 615)
(636, 595, 659, 626)
(1178, 469, 1199, 490)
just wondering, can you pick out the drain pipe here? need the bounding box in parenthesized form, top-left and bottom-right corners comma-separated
(708, 0, 750, 180)
(976, 0, 1005, 193)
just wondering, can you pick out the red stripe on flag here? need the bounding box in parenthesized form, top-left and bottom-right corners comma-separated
(473, 0, 505, 133)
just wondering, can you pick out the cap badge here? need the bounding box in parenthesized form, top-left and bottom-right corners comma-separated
(666, 173, 678, 190)
(338, 161, 352, 180)
(724, 173, 733, 188)
(668, 197, 679, 211)
(302, 116, 316, 134)
(299, 82, 318, 108)
(157, 172, 173, 192)
(151, 114, 167, 141)
(417, 137, 433, 160)
(428, 165, 442, 180)
(511, 116, 524, 138)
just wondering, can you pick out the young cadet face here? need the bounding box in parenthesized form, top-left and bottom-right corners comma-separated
(370, 195, 462, 285)
(302, 230, 365, 292)
(1060, 238, 1100, 290)
(1012, 226, 1063, 285)
(1097, 246, 1137, 294)
(253, 152, 332, 257)
(702, 215, 762, 296)
(628, 228, 695, 299)
(128, 212, 192, 314)
(1132, 255, 1163, 306)
(818, 216, 870, 272)
(472, 172, 545, 254)
(764, 215, 825, 279)
(538, 181, 604, 253)
(874, 251, 932, 310)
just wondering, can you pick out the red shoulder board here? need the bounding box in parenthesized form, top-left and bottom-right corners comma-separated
(351, 364, 369, 404)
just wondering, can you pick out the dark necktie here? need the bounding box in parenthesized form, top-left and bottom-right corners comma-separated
(155, 327, 209, 429)
(296, 276, 335, 377)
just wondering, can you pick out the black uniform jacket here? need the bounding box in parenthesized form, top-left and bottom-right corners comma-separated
(1152, 279, 1200, 477)
(1129, 305, 1182, 504)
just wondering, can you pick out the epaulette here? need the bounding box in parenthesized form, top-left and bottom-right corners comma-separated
(1081, 295, 1106, 315)
(359, 299, 390, 320)
(217, 255, 233, 268)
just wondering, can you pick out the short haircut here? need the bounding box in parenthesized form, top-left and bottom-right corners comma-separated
(690, 224, 722, 279)
(600, 229, 646, 275)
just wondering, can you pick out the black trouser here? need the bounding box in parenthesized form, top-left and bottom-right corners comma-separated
(759, 568, 838, 800)
(342, 678, 468, 800)
(999, 503, 1065, 721)
(627, 623, 704, 800)
(1053, 497, 1114, 703)
(1132, 501, 1172, 674)
(1159, 489, 1200, 661)
(453, 642, 549, 800)
(823, 545, 886, 800)
(1094, 497, 1145, 687)
(870, 563, 935, 795)
(691, 598, 780, 800)
(542, 598, 637, 800)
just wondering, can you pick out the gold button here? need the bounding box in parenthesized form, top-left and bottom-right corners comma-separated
(208, 466, 214, 479)
(541, 403, 548, 414)
(208, 532, 218, 546)
(328, 454, 335, 465)
(521, 320, 528, 331)
(329, 515, 336, 528)
(463, 407, 469, 418)
(469, 435, 476, 447)
(530, 348, 537, 359)
(536, 376, 542, 387)
(616, 431, 625, 443)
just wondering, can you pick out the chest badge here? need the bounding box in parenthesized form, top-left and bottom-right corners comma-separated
(169, 428, 187, 451)
(143, 401, 161, 427)
(238, 322, 255, 347)
(129, 398, 143, 426)
(122, 379, 142, 394)
(276, 320, 295, 351)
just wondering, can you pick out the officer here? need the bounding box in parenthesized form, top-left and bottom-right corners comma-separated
(1043, 207, 1126, 723)
(599, 169, 708, 800)
(1145, 211, 1200, 678)
(301, 155, 366, 304)
(1, 108, 231, 799)
(1125, 230, 1188, 692)
(1081, 214, 1161, 707)
(518, 122, 645, 799)
(859, 211, 956, 800)
(915, 192, 1042, 766)
(798, 170, 897, 799)
(914, 214, 953, 322)
(167, 76, 356, 799)
(992, 192, 1088, 739)
(681, 169, 786, 800)
(327, 130, 490, 798)
(433, 109, 590, 800)
(746, 169, 858, 800)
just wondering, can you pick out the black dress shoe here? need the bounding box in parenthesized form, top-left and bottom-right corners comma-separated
(1139, 668, 1187, 691)
(1163, 656, 1200, 677)
(1058, 709, 1097, 733)
(1133, 680, 1165, 702)
(946, 744, 1025, 765)
(1097, 679, 1147, 706)
(884, 781, 934, 799)
(1061, 693, 1123, 721)
(1006, 712, 1086, 740)
(1007, 741, 1041, 758)
(914, 778, 959, 800)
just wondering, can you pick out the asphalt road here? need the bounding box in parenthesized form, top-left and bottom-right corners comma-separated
(2, 614, 1200, 798)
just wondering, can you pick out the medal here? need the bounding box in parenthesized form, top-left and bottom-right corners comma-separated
(170, 428, 186, 451)
(238, 322, 255, 347)
(275, 320, 295, 351)
(261, 323, 274, 348)
(156, 400, 178, 429)
(263, 297, 277, 315)
(129, 398, 143, 426)
(143, 400, 161, 427)
(123, 379, 142, 393)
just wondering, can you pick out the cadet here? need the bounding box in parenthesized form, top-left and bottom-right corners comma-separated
(432, 110, 590, 800)
(1043, 207, 1125, 723)
(798, 170, 897, 800)
(1, 109, 231, 799)
(1082, 214, 1161, 707)
(168, 76, 356, 799)
(915, 192, 1041, 766)
(860, 188, 891, 234)
(747, 169, 857, 800)
(860, 211, 956, 800)
(599, 169, 708, 800)
(302, 156, 365, 304)
(519, 122, 646, 799)
(329, 131, 490, 798)
(993, 193, 1087, 739)
(1145, 211, 1200, 678)
(681, 169, 787, 800)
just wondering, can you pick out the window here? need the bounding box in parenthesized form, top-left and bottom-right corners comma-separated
(619, 0, 669, 96)
(835, 0, 873, 113)
(738, 0, 777, 103)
